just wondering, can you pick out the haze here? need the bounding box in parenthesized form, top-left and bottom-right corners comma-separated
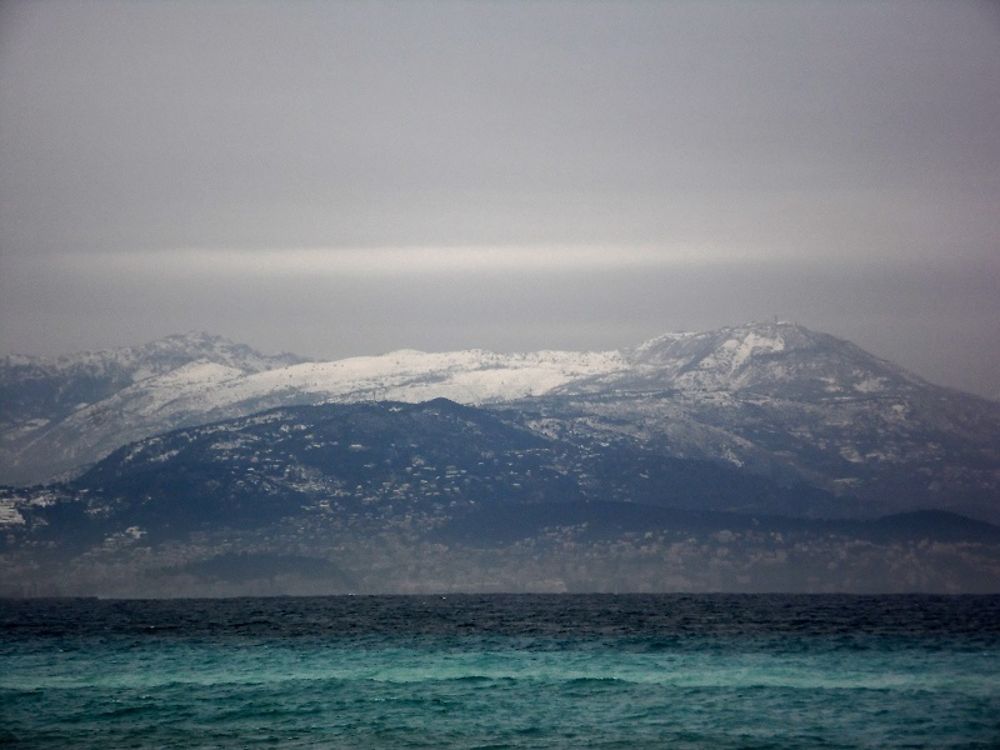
(1, 0, 997, 397)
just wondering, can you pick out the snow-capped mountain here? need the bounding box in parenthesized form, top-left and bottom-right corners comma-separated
(571, 321, 927, 397)
(529, 322, 1000, 522)
(0, 322, 997, 526)
(0, 341, 626, 484)
(1, 331, 301, 427)
(2, 323, 999, 595)
(0, 332, 302, 483)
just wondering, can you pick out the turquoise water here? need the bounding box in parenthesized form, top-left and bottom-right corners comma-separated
(2, 595, 999, 748)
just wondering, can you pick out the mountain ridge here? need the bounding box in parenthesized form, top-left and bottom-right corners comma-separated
(1, 322, 997, 530)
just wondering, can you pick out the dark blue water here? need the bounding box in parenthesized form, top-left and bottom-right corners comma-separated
(2, 595, 999, 748)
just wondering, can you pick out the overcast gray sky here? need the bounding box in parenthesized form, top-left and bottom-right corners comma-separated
(1, 0, 998, 396)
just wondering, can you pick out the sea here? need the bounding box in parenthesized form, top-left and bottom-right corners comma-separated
(2, 594, 999, 749)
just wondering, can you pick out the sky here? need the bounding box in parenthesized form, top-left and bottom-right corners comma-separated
(1, 0, 998, 397)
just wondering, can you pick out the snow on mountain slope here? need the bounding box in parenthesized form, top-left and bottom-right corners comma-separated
(527, 322, 1000, 521)
(0, 333, 303, 484)
(0, 331, 301, 426)
(183, 348, 628, 409)
(8, 361, 251, 476)
(1, 345, 627, 484)
(1, 331, 299, 385)
(560, 321, 927, 398)
(2, 320, 996, 511)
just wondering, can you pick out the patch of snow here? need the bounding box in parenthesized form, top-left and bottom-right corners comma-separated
(0, 500, 25, 526)
(148, 449, 180, 463)
(839, 446, 864, 463)
(853, 377, 888, 393)
(730, 332, 786, 370)
(630, 331, 696, 357)
(27, 491, 59, 507)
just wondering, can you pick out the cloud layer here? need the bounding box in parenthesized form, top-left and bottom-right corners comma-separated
(1, 1, 998, 396)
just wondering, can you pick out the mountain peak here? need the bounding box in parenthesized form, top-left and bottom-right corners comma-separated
(631, 320, 827, 367)
(138, 331, 299, 360)
(607, 320, 923, 397)
(636, 320, 821, 353)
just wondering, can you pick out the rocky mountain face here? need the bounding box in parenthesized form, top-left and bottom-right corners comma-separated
(3, 399, 998, 596)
